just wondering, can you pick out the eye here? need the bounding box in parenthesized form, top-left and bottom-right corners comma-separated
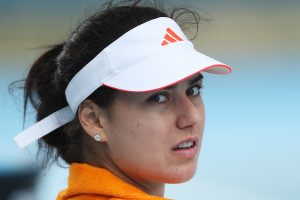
(148, 93, 168, 103)
(186, 85, 202, 96)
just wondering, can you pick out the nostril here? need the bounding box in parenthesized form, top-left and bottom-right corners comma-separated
(176, 112, 199, 130)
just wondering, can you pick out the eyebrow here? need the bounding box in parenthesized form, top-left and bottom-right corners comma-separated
(188, 73, 203, 84)
(165, 73, 203, 90)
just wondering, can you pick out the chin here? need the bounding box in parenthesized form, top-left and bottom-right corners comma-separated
(163, 165, 198, 184)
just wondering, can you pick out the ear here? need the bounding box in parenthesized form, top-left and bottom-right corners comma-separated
(78, 99, 108, 142)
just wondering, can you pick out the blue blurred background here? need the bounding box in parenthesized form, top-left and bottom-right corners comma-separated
(0, 0, 299, 199)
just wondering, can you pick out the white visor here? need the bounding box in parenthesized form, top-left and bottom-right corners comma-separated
(14, 17, 231, 148)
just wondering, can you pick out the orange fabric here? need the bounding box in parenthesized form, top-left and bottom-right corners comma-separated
(56, 163, 170, 200)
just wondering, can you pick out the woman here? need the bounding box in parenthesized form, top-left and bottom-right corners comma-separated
(13, 0, 231, 199)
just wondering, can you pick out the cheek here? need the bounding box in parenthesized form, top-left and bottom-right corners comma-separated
(105, 112, 173, 177)
(114, 107, 172, 145)
(127, 118, 170, 151)
(106, 109, 170, 157)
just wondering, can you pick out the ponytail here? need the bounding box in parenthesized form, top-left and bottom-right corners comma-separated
(23, 43, 81, 167)
(24, 43, 66, 120)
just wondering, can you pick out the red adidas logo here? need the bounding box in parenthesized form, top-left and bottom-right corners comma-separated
(161, 27, 183, 46)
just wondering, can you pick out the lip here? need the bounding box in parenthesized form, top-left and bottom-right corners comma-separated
(171, 136, 199, 159)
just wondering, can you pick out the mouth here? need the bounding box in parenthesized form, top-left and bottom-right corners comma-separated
(172, 140, 197, 151)
(171, 137, 199, 160)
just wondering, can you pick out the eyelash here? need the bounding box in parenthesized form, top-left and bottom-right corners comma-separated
(186, 84, 203, 96)
(148, 92, 169, 104)
(147, 84, 203, 104)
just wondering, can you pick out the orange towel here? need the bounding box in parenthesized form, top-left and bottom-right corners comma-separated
(56, 163, 170, 200)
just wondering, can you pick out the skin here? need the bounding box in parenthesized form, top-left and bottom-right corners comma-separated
(78, 74, 205, 197)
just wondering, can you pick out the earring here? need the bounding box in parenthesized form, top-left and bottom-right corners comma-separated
(94, 134, 101, 142)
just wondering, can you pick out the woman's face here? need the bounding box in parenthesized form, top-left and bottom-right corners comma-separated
(102, 74, 205, 184)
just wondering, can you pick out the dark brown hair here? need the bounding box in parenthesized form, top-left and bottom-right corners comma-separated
(10, 0, 204, 168)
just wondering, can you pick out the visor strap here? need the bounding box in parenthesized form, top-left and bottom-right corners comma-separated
(14, 106, 74, 148)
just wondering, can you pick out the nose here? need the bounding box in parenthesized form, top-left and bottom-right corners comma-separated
(175, 95, 203, 130)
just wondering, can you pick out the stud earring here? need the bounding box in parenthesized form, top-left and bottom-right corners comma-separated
(94, 134, 101, 142)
